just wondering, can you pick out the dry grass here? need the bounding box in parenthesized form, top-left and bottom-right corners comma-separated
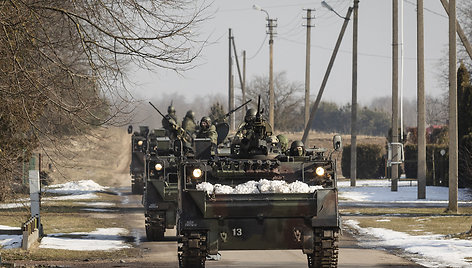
(341, 207, 472, 215)
(349, 215, 472, 236)
(40, 126, 132, 188)
(1, 248, 139, 262)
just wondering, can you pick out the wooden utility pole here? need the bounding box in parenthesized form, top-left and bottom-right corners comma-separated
(417, 0, 426, 199)
(228, 28, 234, 130)
(392, 0, 399, 192)
(448, 0, 458, 213)
(440, 0, 472, 61)
(267, 18, 277, 130)
(351, 0, 359, 187)
(243, 50, 247, 108)
(304, 9, 315, 129)
(302, 7, 353, 145)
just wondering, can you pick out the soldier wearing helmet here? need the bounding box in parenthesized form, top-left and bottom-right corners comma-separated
(162, 105, 179, 139)
(277, 134, 289, 154)
(289, 140, 306, 156)
(182, 110, 196, 135)
(234, 108, 272, 140)
(196, 116, 218, 146)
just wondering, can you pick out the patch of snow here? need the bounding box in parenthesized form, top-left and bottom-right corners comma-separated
(214, 184, 234, 194)
(81, 208, 117, 212)
(338, 179, 417, 187)
(339, 184, 472, 203)
(0, 234, 22, 249)
(45, 193, 99, 201)
(40, 228, 130, 251)
(345, 219, 472, 268)
(46, 180, 108, 194)
(0, 225, 21, 231)
(196, 180, 323, 195)
(196, 182, 214, 195)
(0, 203, 28, 209)
(376, 219, 391, 222)
(75, 202, 115, 207)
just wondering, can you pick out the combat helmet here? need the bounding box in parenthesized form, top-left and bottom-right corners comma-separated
(200, 116, 211, 130)
(290, 140, 305, 156)
(185, 110, 195, 120)
(244, 108, 257, 123)
(168, 105, 176, 115)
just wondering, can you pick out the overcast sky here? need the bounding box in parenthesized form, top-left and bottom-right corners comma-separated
(130, 0, 455, 108)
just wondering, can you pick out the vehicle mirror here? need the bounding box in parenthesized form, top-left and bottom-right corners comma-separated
(127, 125, 133, 134)
(333, 135, 342, 151)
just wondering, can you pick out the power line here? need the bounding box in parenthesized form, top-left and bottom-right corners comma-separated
(248, 34, 268, 60)
(278, 36, 441, 61)
(404, 0, 448, 18)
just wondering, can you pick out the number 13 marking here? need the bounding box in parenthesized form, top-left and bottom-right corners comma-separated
(232, 228, 243, 237)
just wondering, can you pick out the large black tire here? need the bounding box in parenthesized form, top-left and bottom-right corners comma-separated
(307, 228, 339, 268)
(146, 224, 165, 241)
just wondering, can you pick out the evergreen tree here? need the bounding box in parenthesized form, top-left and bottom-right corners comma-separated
(209, 102, 226, 124)
(457, 62, 472, 140)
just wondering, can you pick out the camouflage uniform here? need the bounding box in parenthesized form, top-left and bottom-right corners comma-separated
(162, 106, 179, 140)
(196, 117, 218, 146)
(181, 110, 196, 135)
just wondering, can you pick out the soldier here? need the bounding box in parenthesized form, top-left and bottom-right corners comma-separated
(234, 108, 272, 140)
(289, 140, 306, 156)
(181, 110, 196, 135)
(162, 105, 179, 139)
(196, 116, 218, 147)
(276, 134, 289, 154)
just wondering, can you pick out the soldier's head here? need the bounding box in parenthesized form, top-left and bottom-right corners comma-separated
(244, 109, 257, 123)
(200, 116, 211, 130)
(167, 105, 176, 115)
(185, 110, 195, 120)
(290, 140, 305, 156)
(277, 134, 289, 152)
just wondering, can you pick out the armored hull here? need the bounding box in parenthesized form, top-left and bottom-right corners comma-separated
(178, 152, 340, 268)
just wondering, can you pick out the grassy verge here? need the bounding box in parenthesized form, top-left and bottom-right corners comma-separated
(347, 215, 472, 236)
(1, 248, 139, 262)
(341, 207, 472, 215)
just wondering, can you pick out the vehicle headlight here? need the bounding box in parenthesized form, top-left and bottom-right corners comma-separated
(138, 140, 144, 146)
(192, 168, 202, 178)
(155, 163, 163, 171)
(315, 167, 325, 176)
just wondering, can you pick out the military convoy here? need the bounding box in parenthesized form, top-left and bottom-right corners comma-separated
(128, 125, 149, 194)
(129, 100, 342, 268)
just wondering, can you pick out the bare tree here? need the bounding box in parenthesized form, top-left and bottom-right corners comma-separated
(245, 72, 304, 131)
(0, 0, 209, 199)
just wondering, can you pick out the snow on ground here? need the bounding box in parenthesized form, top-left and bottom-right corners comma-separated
(40, 228, 130, 251)
(338, 179, 472, 203)
(75, 202, 115, 207)
(0, 225, 22, 249)
(46, 180, 107, 194)
(345, 219, 472, 268)
(196, 179, 323, 195)
(0, 234, 22, 249)
(40, 180, 109, 201)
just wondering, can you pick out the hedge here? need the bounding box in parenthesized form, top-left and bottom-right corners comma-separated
(404, 144, 449, 186)
(342, 144, 384, 179)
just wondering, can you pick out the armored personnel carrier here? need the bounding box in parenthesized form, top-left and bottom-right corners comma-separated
(128, 125, 149, 194)
(177, 105, 342, 268)
(143, 128, 180, 241)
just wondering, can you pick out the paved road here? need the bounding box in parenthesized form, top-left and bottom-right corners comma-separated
(118, 187, 424, 268)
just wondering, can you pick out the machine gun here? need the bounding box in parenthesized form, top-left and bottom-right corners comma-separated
(149, 102, 192, 143)
(223, 99, 252, 120)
